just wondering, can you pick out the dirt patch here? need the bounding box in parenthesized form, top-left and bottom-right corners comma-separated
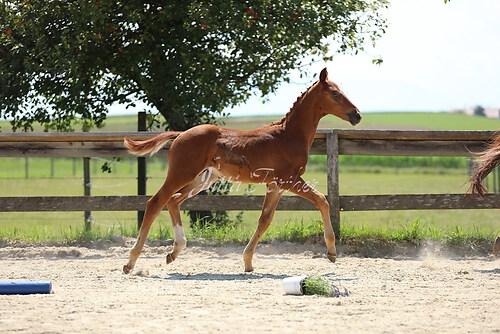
(339, 237, 495, 259)
(0, 240, 498, 333)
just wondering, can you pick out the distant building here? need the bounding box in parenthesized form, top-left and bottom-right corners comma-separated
(451, 107, 500, 118)
(484, 108, 500, 118)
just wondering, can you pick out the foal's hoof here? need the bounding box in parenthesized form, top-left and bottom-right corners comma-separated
(327, 253, 337, 263)
(244, 266, 254, 273)
(123, 265, 132, 274)
(166, 253, 175, 264)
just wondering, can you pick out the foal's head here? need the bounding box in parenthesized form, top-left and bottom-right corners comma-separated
(314, 68, 361, 125)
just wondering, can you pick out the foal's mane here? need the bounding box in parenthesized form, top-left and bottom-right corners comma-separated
(271, 80, 318, 126)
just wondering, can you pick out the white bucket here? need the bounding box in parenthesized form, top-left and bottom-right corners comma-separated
(282, 276, 307, 295)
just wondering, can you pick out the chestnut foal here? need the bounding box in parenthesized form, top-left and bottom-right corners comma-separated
(123, 68, 361, 273)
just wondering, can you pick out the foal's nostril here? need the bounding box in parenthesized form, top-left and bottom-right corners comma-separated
(348, 109, 362, 125)
(355, 109, 362, 120)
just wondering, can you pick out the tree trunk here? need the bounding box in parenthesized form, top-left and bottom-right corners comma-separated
(157, 103, 189, 131)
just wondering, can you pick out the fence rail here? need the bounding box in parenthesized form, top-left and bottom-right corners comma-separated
(1, 193, 498, 212)
(1, 129, 499, 236)
(0, 129, 494, 157)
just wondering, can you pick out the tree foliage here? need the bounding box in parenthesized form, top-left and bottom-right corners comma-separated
(1, 0, 388, 131)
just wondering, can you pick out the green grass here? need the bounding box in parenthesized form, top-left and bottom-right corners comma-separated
(1, 216, 495, 258)
(2, 111, 500, 132)
(350, 112, 500, 130)
(302, 275, 336, 297)
(220, 111, 500, 131)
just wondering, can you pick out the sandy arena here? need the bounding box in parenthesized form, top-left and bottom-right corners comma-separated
(0, 240, 498, 333)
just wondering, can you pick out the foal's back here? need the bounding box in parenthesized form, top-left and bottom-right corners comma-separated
(171, 123, 308, 184)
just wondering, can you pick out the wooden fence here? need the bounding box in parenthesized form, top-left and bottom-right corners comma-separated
(1, 129, 499, 236)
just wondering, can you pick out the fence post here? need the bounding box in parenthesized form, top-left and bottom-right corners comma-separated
(83, 157, 92, 231)
(326, 131, 341, 238)
(137, 111, 147, 229)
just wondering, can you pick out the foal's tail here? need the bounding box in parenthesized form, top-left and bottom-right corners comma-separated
(124, 132, 181, 157)
(469, 134, 500, 196)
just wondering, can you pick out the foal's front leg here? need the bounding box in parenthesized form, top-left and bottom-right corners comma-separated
(288, 177, 337, 263)
(243, 185, 283, 272)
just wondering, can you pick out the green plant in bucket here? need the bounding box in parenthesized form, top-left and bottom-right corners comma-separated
(302, 276, 349, 297)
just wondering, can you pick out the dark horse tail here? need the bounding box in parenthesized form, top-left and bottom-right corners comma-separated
(469, 134, 500, 196)
(124, 132, 181, 157)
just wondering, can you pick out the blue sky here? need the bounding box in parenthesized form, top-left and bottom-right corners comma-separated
(226, 0, 500, 116)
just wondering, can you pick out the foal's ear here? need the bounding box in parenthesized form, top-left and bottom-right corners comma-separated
(319, 68, 328, 84)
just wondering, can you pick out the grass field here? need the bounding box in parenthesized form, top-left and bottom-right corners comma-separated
(103, 111, 500, 131)
(0, 112, 499, 242)
(219, 111, 500, 131)
(2, 111, 500, 132)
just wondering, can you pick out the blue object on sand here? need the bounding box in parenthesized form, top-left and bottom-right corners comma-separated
(0, 281, 52, 295)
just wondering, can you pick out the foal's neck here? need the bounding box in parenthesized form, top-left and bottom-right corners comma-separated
(281, 86, 323, 147)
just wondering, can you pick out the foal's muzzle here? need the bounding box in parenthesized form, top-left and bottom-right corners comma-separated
(347, 109, 362, 126)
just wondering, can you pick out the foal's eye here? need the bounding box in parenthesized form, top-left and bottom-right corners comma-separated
(331, 90, 341, 98)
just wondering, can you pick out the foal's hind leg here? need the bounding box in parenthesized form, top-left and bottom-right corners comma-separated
(288, 177, 337, 263)
(123, 183, 175, 274)
(165, 169, 219, 264)
(243, 184, 283, 272)
(123, 172, 205, 274)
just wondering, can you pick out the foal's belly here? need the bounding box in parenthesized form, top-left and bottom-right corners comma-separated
(206, 162, 305, 189)
(207, 141, 307, 187)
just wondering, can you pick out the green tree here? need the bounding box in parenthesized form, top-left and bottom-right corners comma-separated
(1, 0, 388, 132)
(473, 105, 485, 117)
